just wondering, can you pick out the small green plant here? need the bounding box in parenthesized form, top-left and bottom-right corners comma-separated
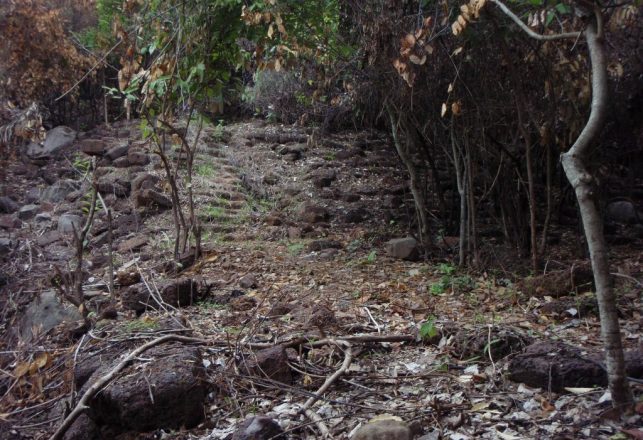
(123, 318, 160, 333)
(323, 152, 336, 161)
(204, 205, 226, 220)
(419, 315, 438, 340)
(429, 282, 447, 296)
(200, 300, 226, 311)
(212, 119, 225, 142)
(72, 153, 91, 175)
(287, 242, 305, 256)
(196, 163, 215, 177)
(365, 250, 377, 264)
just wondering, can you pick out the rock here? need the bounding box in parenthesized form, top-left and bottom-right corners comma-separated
(27, 126, 77, 158)
(311, 170, 337, 188)
(239, 274, 258, 289)
(0, 237, 13, 254)
(25, 188, 41, 203)
(36, 231, 62, 247)
(298, 203, 330, 224)
(127, 149, 150, 166)
(277, 143, 307, 160)
(0, 196, 19, 214)
(58, 214, 83, 235)
(508, 342, 606, 392)
(17, 204, 40, 220)
(0, 215, 22, 229)
(18, 290, 83, 342)
(160, 278, 200, 307)
(343, 207, 369, 224)
(105, 143, 129, 161)
(287, 227, 302, 239)
(232, 415, 284, 440)
(352, 416, 412, 440)
(131, 173, 160, 192)
(242, 345, 292, 384)
(121, 278, 200, 312)
(385, 237, 420, 261)
(112, 156, 130, 167)
(41, 179, 80, 203)
(606, 200, 640, 224)
(262, 173, 279, 185)
(85, 344, 205, 433)
(116, 268, 141, 287)
(230, 295, 258, 311)
(132, 189, 172, 209)
(98, 174, 130, 198)
(515, 264, 594, 298)
(307, 239, 342, 252)
(34, 212, 52, 223)
(63, 414, 98, 440)
(117, 235, 148, 253)
(342, 192, 361, 203)
(80, 139, 107, 156)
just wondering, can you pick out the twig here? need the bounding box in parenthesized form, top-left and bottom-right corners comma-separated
(304, 409, 330, 438)
(489, 0, 581, 41)
(55, 39, 123, 102)
(363, 307, 381, 333)
(486, 325, 496, 375)
(301, 340, 352, 412)
(49, 334, 207, 440)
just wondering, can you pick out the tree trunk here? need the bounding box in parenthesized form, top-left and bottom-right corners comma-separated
(560, 15, 632, 409)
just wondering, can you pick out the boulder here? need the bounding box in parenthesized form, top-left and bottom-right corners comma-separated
(298, 203, 330, 224)
(310, 169, 337, 188)
(18, 290, 83, 342)
(0, 215, 22, 230)
(508, 342, 642, 392)
(121, 278, 200, 312)
(105, 143, 130, 161)
(606, 200, 640, 224)
(343, 207, 369, 224)
(131, 173, 160, 192)
(241, 345, 292, 385)
(83, 344, 206, 433)
(0, 196, 19, 214)
(80, 139, 107, 156)
(232, 416, 284, 440)
(352, 416, 412, 440)
(17, 204, 40, 220)
(117, 235, 148, 253)
(41, 179, 80, 203)
(58, 214, 83, 235)
(27, 126, 76, 158)
(239, 274, 258, 289)
(127, 149, 150, 166)
(384, 237, 420, 261)
(132, 189, 172, 209)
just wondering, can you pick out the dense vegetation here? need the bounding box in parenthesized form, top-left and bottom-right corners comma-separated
(1, 0, 641, 413)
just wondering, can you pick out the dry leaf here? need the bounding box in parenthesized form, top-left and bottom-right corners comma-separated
(451, 101, 462, 115)
(453, 46, 464, 56)
(441, 102, 448, 117)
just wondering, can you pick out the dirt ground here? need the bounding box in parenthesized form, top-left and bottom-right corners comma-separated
(0, 118, 641, 439)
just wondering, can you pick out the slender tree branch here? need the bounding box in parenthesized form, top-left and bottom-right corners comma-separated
(490, 0, 581, 40)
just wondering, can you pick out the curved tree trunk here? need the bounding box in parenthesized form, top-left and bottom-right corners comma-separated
(560, 14, 632, 409)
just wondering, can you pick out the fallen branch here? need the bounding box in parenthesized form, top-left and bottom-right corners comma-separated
(49, 334, 207, 440)
(301, 339, 352, 411)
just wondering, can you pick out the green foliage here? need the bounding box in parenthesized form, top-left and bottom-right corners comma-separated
(419, 315, 438, 340)
(196, 163, 215, 178)
(287, 242, 305, 256)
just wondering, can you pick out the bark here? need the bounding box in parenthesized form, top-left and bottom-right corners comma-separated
(560, 15, 632, 408)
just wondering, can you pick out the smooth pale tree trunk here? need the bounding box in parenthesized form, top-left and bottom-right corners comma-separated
(560, 15, 632, 409)
(490, 0, 632, 409)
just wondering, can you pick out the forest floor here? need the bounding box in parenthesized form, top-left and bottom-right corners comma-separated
(0, 118, 641, 439)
